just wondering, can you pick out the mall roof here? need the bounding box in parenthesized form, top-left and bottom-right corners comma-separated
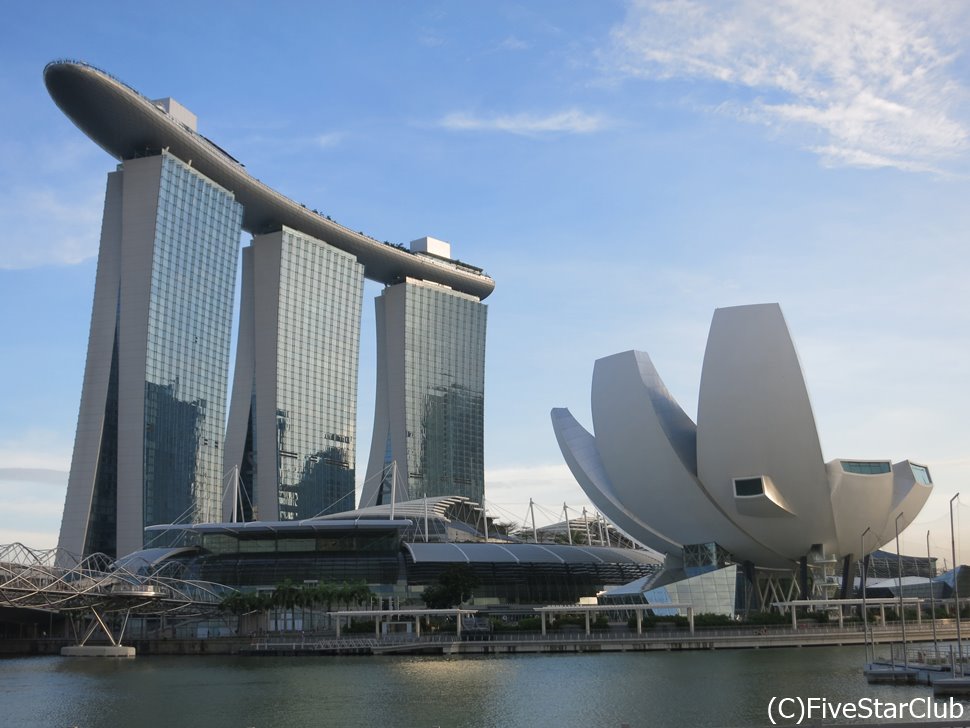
(144, 519, 413, 536)
(405, 541, 662, 566)
(317, 495, 488, 523)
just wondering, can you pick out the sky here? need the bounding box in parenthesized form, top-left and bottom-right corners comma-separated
(1, 0, 969, 562)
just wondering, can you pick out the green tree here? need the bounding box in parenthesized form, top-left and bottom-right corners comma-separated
(422, 565, 480, 609)
(272, 579, 301, 630)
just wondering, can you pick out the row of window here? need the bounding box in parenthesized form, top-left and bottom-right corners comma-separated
(841, 461, 892, 475)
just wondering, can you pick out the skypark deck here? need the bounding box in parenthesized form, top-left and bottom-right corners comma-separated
(44, 60, 495, 299)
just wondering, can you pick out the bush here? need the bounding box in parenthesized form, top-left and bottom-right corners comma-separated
(345, 619, 375, 634)
(693, 613, 735, 628)
(744, 611, 790, 625)
(515, 617, 543, 631)
(626, 614, 690, 630)
(552, 614, 586, 630)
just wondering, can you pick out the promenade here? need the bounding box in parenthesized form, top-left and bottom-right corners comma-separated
(4, 620, 964, 658)
(243, 621, 962, 656)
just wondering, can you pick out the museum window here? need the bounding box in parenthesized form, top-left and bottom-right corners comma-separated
(733, 477, 764, 497)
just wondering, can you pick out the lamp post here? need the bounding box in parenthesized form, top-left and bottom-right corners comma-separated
(895, 512, 907, 669)
(861, 526, 871, 663)
(952, 493, 963, 674)
(928, 530, 938, 662)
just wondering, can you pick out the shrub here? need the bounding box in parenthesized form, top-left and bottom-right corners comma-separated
(515, 617, 543, 631)
(744, 611, 790, 625)
(693, 613, 735, 628)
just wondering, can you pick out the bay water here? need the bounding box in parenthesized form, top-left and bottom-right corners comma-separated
(0, 646, 943, 727)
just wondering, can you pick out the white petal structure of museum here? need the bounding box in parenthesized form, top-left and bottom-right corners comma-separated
(551, 303, 933, 572)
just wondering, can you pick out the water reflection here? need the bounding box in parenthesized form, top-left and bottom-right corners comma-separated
(0, 647, 946, 728)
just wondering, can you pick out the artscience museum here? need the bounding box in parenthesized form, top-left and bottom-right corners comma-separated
(552, 303, 933, 605)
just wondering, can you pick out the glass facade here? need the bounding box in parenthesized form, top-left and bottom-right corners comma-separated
(84, 330, 119, 556)
(273, 229, 363, 520)
(73, 152, 242, 558)
(143, 153, 242, 528)
(646, 565, 739, 616)
(910, 463, 933, 485)
(228, 228, 364, 521)
(841, 460, 892, 475)
(683, 542, 732, 576)
(376, 281, 487, 503)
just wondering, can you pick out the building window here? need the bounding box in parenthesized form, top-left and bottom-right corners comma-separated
(910, 463, 932, 485)
(841, 461, 891, 475)
(733, 477, 764, 497)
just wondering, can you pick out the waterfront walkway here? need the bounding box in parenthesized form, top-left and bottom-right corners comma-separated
(242, 622, 963, 656)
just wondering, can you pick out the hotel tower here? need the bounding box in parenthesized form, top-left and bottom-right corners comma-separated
(46, 61, 493, 559)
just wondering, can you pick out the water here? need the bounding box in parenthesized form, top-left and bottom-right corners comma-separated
(0, 647, 947, 727)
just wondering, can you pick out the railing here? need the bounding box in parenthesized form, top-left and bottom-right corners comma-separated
(250, 637, 378, 651)
(876, 642, 970, 672)
(246, 620, 964, 646)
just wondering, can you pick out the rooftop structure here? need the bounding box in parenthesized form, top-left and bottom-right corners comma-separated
(139, 514, 662, 604)
(44, 61, 494, 299)
(316, 495, 500, 543)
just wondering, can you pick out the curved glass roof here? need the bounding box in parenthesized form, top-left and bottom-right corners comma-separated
(405, 542, 662, 566)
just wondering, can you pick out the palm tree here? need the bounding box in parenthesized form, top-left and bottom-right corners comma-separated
(299, 584, 318, 632)
(324, 582, 339, 612)
(272, 579, 301, 631)
(348, 580, 375, 608)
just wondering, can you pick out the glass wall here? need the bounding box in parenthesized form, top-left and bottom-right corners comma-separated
(143, 152, 242, 528)
(384, 281, 487, 502)
(272, 228, 363, 519)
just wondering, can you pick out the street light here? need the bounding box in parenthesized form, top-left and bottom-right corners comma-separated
(895, 512, 907, 669)
(928, 529, 939, 662)
(861, 526, 871, 663)
(952, 493, 962, 674)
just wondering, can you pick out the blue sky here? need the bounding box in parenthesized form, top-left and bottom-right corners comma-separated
(1, 1, 969, 560)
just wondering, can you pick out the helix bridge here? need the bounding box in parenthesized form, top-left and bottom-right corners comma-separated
(0, 542, 234, 653)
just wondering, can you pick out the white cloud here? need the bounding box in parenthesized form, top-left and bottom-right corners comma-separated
(609, 0, 970, 172)
(484, 463, 590, 527)
(0, 470, 66, 550)
(417, 31, 446, 48)
(0, 186, 102, 269)
(498, 36, 529, 51)
(0, 431, 72, 471)
(440, 109, 607, 135)
(0, 529, 59, 550)
(315, 132, 344, 149)
(0, 468, 68, 485)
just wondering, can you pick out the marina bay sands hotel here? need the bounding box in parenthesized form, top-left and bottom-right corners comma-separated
(46, 61, 494, 559)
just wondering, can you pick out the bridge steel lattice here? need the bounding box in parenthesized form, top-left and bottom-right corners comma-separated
(0, 542, 233, 648)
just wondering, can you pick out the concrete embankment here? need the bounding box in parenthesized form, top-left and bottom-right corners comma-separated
(1, 624, 959, 658)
